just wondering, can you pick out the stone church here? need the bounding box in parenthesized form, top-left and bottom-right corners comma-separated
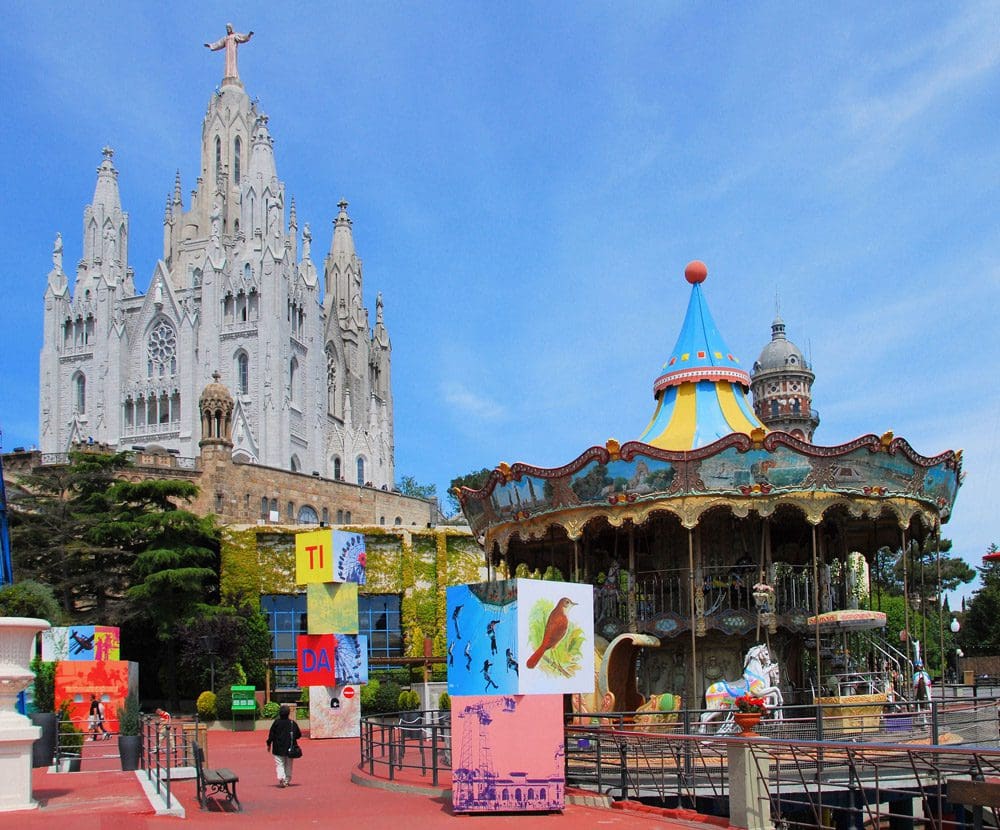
(38, 32, 394, 489)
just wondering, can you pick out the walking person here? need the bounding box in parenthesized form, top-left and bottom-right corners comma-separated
(88, 693, 109, 740)
(266, 704, 302, 788)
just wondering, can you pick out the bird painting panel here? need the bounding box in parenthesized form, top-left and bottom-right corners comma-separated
(516, 579, 594, 695)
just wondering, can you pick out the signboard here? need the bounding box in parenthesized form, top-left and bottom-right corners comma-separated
(231, 685, 256, 712)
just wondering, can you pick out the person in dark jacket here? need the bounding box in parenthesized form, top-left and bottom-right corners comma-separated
(266, 704, 303, 787)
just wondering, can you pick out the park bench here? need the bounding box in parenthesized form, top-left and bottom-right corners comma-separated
(193, 744, 241, 811)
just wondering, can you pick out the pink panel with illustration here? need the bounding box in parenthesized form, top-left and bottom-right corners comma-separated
(451, 693, 564, 813)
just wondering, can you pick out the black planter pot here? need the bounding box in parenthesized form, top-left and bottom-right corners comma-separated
(31, 712, 57, 768)
(118, 734, 142, 771)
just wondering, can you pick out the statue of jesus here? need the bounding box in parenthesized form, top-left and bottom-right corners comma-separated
(204, 24, 254, 82)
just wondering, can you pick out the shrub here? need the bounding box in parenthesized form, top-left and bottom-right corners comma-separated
(214, 685, 232, 719)
(58, 699, 84, 752)
(372, 679, 402, 714)
(31, 657, 56, 712)
(118, 690, 141, 737)
(196, 691, 217, 721)
(262, 701, 280, 719)
(437, 692, 450, 711)
(360, 678, 380, 713)
(398, 690, 421, 711)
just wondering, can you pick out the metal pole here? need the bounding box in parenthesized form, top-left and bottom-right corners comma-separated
(812, 524, 822, 697)
(936, 529, 945, 682)
(688, 528, 698, 710)
(901, 528, 911, 662)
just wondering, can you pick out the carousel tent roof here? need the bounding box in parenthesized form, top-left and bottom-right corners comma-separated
(639, 262, 766, 450)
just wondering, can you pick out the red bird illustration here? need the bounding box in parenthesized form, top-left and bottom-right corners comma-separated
(526, 597, 577, 669)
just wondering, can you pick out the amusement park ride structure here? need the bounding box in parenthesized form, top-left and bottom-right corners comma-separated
(458, 262, 962, 720)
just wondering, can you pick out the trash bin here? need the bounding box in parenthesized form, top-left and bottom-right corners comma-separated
(963, 670, 974, 685)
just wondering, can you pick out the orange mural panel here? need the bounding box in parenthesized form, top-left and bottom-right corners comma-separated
(55, 660, 133, 734)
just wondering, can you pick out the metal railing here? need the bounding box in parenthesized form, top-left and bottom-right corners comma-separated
(360, 710, 452, 787)
(138, 714, 208, 811)
(360, 696, 1000, 828)
(565, 723, 1000, 828)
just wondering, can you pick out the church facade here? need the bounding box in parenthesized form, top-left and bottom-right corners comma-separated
(39, 37, 394, 488)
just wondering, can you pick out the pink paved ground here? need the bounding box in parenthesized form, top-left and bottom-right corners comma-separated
(12, 729, 729, 830)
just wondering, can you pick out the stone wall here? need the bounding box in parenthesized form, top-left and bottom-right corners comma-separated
(3, 445, 437, 529)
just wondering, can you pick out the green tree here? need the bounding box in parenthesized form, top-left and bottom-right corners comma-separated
(448, 467, 493, 515)
(959, 545, 1000, 657)
(396, 476, 437, 499)
(102, 479, 219, 708)
(178, 606, 272, 694)
(0, 579, 62, 622)
(9, 451, 132, 620)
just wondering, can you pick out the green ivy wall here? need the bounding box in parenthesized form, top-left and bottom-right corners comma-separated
(220, 525, 485, 657)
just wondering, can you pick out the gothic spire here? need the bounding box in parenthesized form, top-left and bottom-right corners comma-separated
(248, 115, 276, 181)
(329, 199, 356, 258)
(92, 147, 121, 213)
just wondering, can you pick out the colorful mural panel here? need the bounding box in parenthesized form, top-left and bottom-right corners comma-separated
(42, 626, 120, 662)
(333, 530, 367, 584)
(462, 436, 962, 538)
(297, 634, 339, 687)
(308, 684, 360, 739)
(516, 579, 594, 695)
(334, 634, 369, 685)
(306, 582, 359, 634)
(447, 579, 593, 696)
(451, 694, 564, 813)
(446, 581, 519, 697)
(295, 528, 336, 584)
(54, 660, 136, 734)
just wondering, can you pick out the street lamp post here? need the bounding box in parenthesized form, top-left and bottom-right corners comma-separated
(950, 618, 961, 685)
(201, 635, 218, 694)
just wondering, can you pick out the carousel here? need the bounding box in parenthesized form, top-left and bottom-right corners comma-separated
(458, 262, 963, 722)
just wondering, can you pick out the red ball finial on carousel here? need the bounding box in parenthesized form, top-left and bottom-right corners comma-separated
(685, 260, 708, 284)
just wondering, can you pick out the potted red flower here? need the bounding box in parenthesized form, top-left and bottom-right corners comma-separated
(733, 694, 767, 734)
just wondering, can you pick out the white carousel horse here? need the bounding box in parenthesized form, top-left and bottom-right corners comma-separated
(699, 644, 784, 733)
(912, 664, 932, 713)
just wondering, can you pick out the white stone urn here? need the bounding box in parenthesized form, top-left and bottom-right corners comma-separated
(0, 617, 51, 812)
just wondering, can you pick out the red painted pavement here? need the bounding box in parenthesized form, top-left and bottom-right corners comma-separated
(10, 729, 733, 830)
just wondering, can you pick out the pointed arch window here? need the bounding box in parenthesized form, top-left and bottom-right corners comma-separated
(236, 351, 249, 395)
(73, 372, 86, 414)
(333, 456, 342, 480)
(215, 136, 222, 182)
(356, 457, 365, 486)
(234, 136, 241, 185)
(289, 357, 299, 406)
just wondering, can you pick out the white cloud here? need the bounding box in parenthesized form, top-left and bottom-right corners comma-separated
(441, 382, 506, 423)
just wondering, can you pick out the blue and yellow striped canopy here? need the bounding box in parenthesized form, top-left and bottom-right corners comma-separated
(639, 267, 766, 450)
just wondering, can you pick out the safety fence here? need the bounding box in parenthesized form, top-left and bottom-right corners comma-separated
(360, 698, 1000, 828)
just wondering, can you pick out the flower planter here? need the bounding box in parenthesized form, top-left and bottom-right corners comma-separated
(30, 712, 57, 768)
(733, 712, 762, 735)
(118, 735, 142, 771)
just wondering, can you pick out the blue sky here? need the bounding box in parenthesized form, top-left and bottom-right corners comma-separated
(1, 3, 997, 599)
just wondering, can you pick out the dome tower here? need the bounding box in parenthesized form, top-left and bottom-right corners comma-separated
(750, 316, 820, 441)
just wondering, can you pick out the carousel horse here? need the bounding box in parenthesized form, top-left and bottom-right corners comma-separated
(699, 644, 784, 733)
(912, 662, 932, 713)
